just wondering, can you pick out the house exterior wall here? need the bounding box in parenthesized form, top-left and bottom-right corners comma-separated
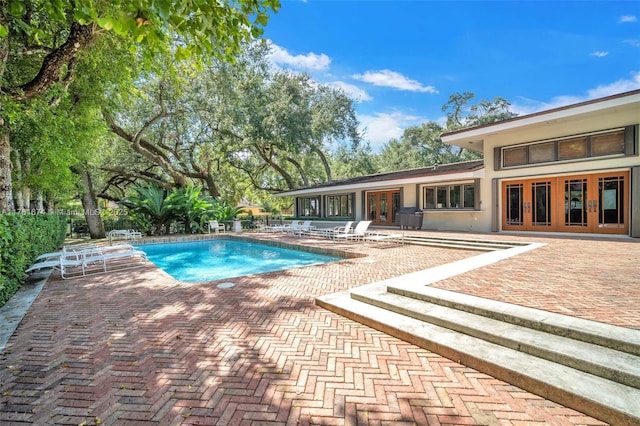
(281, 92, 639, 236)
(477, 105, 639, 234)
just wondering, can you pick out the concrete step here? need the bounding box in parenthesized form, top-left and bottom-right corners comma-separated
(402, 235, 525, 251)
(350, 285, 640, 389)
(387, 285, 640, 357)
(316, 286, 640, 425)
(402, 239, 503, 251)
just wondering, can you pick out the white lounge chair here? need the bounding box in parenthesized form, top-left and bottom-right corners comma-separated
(35, 243, 135, 263)
(26, 245, 146, 279)
(208, 220, 226, 234)
(272, 220, 299, 233)
(25, 255, 85, 278)
(333, 221, 371, 242)
(364, 232, 405, 246)
(81, 247, 147, 274)
(34, 243, 97, 262)
(108, 229, 142, 244)
(288, 220, 314, 236)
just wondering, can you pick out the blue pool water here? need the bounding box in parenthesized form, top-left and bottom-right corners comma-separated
(138, 239, 342, 282)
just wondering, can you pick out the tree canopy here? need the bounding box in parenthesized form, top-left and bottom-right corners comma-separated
(0, 1, 520, 237)
(0, 0, 281, 212)
(377, 93, 516, 171)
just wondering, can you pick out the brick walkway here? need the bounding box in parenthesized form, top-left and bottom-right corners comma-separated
(1, 231, 636, 425)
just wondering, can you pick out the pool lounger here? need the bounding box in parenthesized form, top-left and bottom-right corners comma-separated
(34, 243, 136, 263)
(26, 246, 147, 279)
(363, 232, 405, 245)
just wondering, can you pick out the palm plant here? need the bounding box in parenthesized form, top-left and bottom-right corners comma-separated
(169, 184, 214, 234)
(122, 184, 178, 235)
(205, 198, 246, 229)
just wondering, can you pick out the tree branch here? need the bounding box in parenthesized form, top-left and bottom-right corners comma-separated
(8, 22, 99, 100)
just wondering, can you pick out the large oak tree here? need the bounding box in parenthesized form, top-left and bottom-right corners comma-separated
(0, 0, 280, 213)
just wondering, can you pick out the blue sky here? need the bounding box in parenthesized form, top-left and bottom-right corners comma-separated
(261, 1, 640, 151)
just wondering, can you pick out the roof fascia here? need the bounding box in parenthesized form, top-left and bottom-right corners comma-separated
(441, 91, 640, 144)
(275, 168, 485, 197)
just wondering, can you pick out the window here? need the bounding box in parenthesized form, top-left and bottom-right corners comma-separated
(503, 146, 528, 167)
(501, 127, 632, 169)
(423, 183, 476, 210)
(529, 142, 556, 164)
(591, 130, 624, 156)
(296, 197, 319, 217)
(558, 137, 587, 160)
(325, 194, 353, 217)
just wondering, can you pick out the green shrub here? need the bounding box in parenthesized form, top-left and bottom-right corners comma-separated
(0, 213, 67, 307)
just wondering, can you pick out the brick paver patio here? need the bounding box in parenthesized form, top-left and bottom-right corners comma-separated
(1, 231, 637, 425)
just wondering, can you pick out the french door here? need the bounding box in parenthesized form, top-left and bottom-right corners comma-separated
(502, 172, 629, 234)
(367, 190, 401, 226)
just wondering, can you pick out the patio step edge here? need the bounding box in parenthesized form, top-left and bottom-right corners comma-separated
(350, 286, 640, 389)
(316, 291, 640, 426)
(387, 285, 640, 357)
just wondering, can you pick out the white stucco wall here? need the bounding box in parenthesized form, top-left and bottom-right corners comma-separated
(444, 94, 640, 234)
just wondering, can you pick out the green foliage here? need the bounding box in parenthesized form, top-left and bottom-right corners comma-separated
(1, 0, 280, 63)
(168, 184, 214, 234)
(208, 199, 246, 223)
(122, 184, 176, 235)
(376, 92, 514, 172)
(0, 213, 66, 307)
(122, 183, 243, 235)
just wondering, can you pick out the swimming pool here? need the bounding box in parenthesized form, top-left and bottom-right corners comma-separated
(139, 239, 342, 282)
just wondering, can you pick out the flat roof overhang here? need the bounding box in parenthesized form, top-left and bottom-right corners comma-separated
(275, 168, 485, 197)
(441, 89, 640, 151)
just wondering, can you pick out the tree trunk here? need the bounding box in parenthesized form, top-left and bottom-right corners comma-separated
(33, 192, 44, 212)
(78, 167, 105, 239)
(311, 146, 333, 182)
(0, 119, 14, 213)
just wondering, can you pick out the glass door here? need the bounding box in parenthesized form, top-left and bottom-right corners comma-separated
(504, 182, 524, 229)
(502, 179, 552, 231)
(562, 178, 588, 230)
(367, 190, 401, 226)
(504, 172, 628, 234)
(599, 175, 626, 230)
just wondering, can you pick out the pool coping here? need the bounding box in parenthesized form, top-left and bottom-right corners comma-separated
(136, 233, 365, 261)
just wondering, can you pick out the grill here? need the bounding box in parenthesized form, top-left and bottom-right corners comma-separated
(397, 207, 423, 229)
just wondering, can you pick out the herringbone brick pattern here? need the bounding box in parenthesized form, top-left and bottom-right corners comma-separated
(428, 233, 640, 329)
(0, 232, 617, 425)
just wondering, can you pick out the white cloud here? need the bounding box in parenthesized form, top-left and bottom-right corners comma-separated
(268, 43, 331, 71)
(590, 51, 609, 57)
(511, 71, 640, 115)
(358, 112, 427, 151)
(619, 15, 637, 23)
(352, 70, 438, 93)
(625, 39, 640, 48)
(326, 81, 372, 102)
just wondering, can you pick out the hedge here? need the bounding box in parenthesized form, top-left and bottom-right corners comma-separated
(0, 213, 67, 307)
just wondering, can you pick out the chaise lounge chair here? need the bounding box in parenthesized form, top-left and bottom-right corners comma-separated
(288, 220, 315, 236)
(26, 245, 147, 279)
(107, 229, 142, 244)
(271, 220, 299, 233)
(363, 231, 405, 246)
(35, 243, 136, 263)
(320, 221, 353, 239)
(333, 221, 371, 242)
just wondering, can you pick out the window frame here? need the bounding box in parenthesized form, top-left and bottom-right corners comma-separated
(500, 127, 632, 170)
(324, 193, 354, 218)
(422, 181, 478, 210)
(296, 196, 320, 217)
